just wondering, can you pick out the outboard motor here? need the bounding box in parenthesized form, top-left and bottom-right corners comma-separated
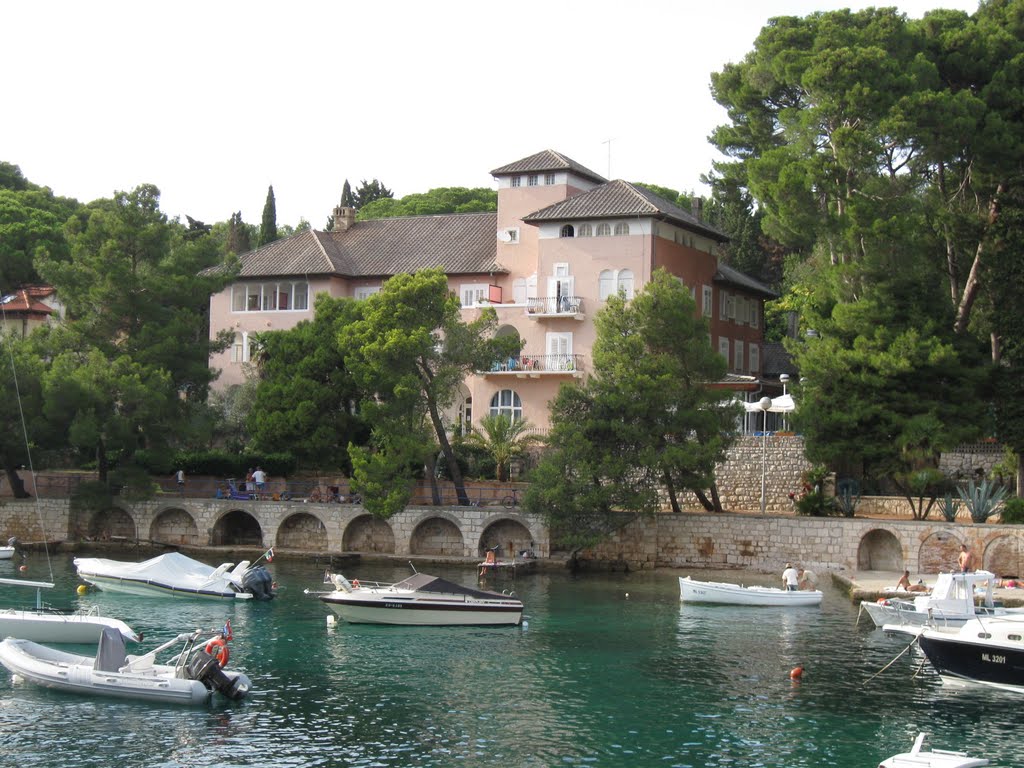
(241, 565, 275, 600)
(187, 650, 252, 700)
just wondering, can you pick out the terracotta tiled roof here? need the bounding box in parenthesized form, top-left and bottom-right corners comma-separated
(0, 288, 55, 316)
(714, 262, 777, 299)
(522, 179, 729, 242)
(490, 150, 607, 185)
(223, 212, 503, 280)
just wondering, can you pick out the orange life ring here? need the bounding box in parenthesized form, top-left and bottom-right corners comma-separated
(877, 598, 890, 606)
(352, 579, 360, 589)
(205, 637, 230, 667)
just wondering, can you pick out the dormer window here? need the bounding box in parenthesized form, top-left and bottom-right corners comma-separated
(614, 222, 630, 235)
(511, 176, 521, 188)
(528, 174, 539, 187)
(578, 224, 593, 237)
(560, 225, 575, 238)
(544, 173, 555, 185)
(596, 223, 611, 237)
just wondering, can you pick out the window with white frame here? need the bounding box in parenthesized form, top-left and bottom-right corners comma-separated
(750, 343, 760, 375)
(599, 269, 615, 300)
(596, 222, 611, 237)
(489, 389, 523, 422)
(460, 284, 490, 307)
(560, 225, 574, 238)
(719, 290, 729, 321)
(727, 294, 736, 321)
(702, 285, 713, 317)
(617, 269, 634, 299)
(230, 332, 253, 363)
(232, 281, 309, 312)
(528, 174, 538, 187)
(734, 340, 744, 371)
(578, 223, 593, 237)
(544, 173, 555, 185)
(718, 336, 730, 363)
(614, 222, 630, 235)
(750, 300, 759, 328)
(510, 176, 521, 188)
(546, 332, 573, 370)
(354, 285, 381, 301)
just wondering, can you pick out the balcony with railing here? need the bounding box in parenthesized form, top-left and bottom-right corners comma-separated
(525, 296, 584, 319)
(483, 353, 583, 377)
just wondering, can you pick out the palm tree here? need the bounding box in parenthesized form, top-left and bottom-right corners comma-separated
(464, 414, 540, 482)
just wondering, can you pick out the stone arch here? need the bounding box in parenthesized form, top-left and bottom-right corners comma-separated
(212, 509, 263, 546)
(918, 530, 962, 573)
(857, 528, 903, 571)
(343, 514, 396, 554)
(477, 516, 534, 558)
(984, 535, 1023, 578)
(150, 507, 200, 546)
(78, 505, 137, 541)
(410, 516, 465, 556)
(276, 512, 328, 551)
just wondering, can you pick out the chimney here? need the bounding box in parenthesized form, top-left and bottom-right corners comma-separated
(691, 196, 704, 222)
(332, 205, 356, 232)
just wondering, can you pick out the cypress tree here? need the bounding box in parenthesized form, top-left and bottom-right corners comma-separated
(258, 185, 278, 246)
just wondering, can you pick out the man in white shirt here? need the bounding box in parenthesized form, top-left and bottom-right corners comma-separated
(782, 562, 800, 591)
(252, 467, 267, 493)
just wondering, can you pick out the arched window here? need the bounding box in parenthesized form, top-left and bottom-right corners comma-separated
(614, 222, 630, 236)
(617, 269, 634, 300)
(490, 389, 523, 422)
(578, 223, 593, 237)
(560, 224, 574, 238)
(598, 270, 615, 301)
(596, 223, 611, 237)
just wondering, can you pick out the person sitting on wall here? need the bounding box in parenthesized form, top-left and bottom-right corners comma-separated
(896, 570, 929, 592)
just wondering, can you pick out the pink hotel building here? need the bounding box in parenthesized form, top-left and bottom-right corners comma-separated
(207, 149, 776, 432)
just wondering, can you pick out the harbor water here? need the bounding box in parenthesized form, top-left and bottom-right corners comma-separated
(0, 552, 1019, 767)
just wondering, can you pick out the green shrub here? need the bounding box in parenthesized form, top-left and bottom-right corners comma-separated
(1000, 497, 1024, 525)
(796, 491, 831, 516)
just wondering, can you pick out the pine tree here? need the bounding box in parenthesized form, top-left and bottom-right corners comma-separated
(227, 212, 251, 254)
(258, 185, 278, 247)
(340, 179, 354, 207)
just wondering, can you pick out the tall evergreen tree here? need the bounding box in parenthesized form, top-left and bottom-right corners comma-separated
(352, 179, 393, 209)
(340, 179, 354, 207)
(258, 185, 278, 247)
(226, 211, 251, 255)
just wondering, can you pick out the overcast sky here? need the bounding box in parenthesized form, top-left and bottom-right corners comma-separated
(2, 1, 979, 229)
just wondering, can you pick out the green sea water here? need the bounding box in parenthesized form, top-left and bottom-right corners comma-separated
(0, 552, 1019, 767)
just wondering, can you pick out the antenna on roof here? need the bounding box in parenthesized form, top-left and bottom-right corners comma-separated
(602, 137, 614, 178)
(409, 561, 418, 574)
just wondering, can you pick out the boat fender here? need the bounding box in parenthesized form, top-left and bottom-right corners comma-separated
(205, 637, 230, 667)
(790, 665, 804, 680)
(352, 579, 360, 589)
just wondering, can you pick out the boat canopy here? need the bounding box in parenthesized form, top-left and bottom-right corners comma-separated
(394, 573, 507, 600)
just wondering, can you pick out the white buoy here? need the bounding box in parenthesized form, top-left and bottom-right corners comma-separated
(326, 615, 336, 627)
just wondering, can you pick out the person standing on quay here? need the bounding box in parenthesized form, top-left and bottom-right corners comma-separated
(958, 544, 974, 573)
(175, 468, 185, 493)
(782, 562, 800, 591)
(253, 466, 267, 495)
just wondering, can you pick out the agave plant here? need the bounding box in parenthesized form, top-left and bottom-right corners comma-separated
(938, 492, 960, 522)
(957, 479, 1009, 524)
(833, 478, 861, 518)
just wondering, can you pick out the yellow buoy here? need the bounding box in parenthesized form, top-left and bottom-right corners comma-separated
(77, 585, 88, 595)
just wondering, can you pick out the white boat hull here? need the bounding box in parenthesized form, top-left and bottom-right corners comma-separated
(0, 638, 249, 705)
(323, 596, 523, 626)
(880, 732, 989, 767)
(73, 572, 243, 600)
(0, 609, 139, 644)
(0, 546, 14, 560)
(73, 553, 271, 600)
(679, 576, 822, 607)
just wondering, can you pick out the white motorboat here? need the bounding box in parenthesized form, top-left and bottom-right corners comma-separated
(863, 570, 1021, 633)
(878, 732, 989, 767)
(0, 576, 139, 644)
(0, 546, 15, 560)
(912, 614, 1024, 694)
(314, 571, 524, 626)
(74, 551, 275, 600)
(0, 624, 251, 704)
(679, 576, 823, 607)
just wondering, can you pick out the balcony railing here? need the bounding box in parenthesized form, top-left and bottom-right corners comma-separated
(525, 296, 584, 317)
(484, 353, 583, 375)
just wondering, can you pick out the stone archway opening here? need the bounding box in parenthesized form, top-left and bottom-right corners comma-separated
(410, 517, 464, 556)
(918, 530, 961, 573)
(150, 508, 200, 546)
(478, 518, 533, 558)
(78, 507, 136, 542)
(277, 512, 328, 551)
(984, 535, 1023, 578)
(212, 509, 263, 546)
(857, 528, 902, 571)
(343, 514, 396, 554)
